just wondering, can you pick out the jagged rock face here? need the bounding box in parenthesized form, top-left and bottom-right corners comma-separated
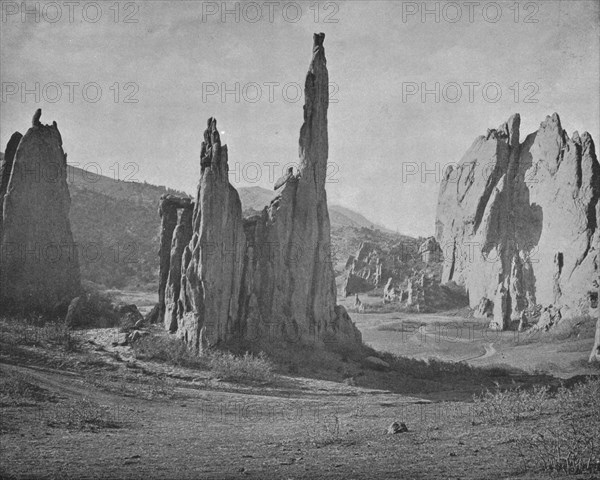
(238, 33, 361, 347)
(0, 132, 23, 236)
(158, 34, 361, 350)
(177, 119, 246, 350)
(0, 111, 81, 311)
(164, 206, 193, 332)
(157, 194, 192, 327)
(436, 113, 599, 329)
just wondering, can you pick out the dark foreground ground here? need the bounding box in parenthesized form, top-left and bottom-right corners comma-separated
(0, 311, 598, 480)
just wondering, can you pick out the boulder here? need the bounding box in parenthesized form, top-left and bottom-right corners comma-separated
(116, 304, 144, 331)
(0, 110, 81, 312)
(386, 421, 408, 434)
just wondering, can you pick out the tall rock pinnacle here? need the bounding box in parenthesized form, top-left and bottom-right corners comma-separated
(156, 34, 361, 351)
(0, 110, 81, 312)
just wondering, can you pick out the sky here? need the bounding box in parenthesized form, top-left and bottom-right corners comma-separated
(1, 0, 599, 237)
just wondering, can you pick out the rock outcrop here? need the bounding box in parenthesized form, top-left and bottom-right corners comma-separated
(0, 110, 81, 312)
(344, 242, 384, 291)
(157, 194, 193, 329)
(0, 132, 23, 236)
(436, 113, 599, 330)
(418, 236, 442, 264)
(590, 315, 600, 363)
(157, 34, 361, 351)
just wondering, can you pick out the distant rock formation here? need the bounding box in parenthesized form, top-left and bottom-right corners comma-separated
(436, 113, 599, 330)
(0, 110, 81, 312)
(156, 34, 361, 351)
(343, 271, 376, 297)
(418, 236, 442, 264)
(341, 242, 387, 296)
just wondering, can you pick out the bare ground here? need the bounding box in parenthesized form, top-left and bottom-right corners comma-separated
(1, 303, 598, 479)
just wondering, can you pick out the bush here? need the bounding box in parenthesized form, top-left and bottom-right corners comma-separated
(474, 377, 600, 475)
(44, 398, 124, 431)
(0, 370, 56, 406)
(131, 335, 203, 369)
(472, 384, 550, 424)
(207, 351, 274, 383)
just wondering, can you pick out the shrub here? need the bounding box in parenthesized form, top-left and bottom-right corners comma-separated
(0, 370, 56, 406)
(44, 398, 124, 431)
(472, 384, 550, 424)
(207, 351, 274, 383)
(131, 335, 204, 369)
(475, 377, 600, 475)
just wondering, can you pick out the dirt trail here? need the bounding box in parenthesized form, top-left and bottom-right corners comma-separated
(460, 343, 496, 362)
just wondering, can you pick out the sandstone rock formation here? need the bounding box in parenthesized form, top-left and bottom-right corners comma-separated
(590, 315, 600, 363)
(342, 271, 376, 297)
(418, 236, 442, 264)
(157, 194, 193, 329)
(436, 113, 599, 330)
(156, 34, 361, 351)
(0, 110, 80, 312)
(341, 242, 387, 296)
(0, 132, 23, 236)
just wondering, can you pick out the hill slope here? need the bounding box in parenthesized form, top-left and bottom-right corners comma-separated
(1, 156, 415, 289)
(238, 185, 391, 230)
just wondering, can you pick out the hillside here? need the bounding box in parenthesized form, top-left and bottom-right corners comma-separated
(67, 166, 190, 289)
(1, 157, 416, 290)
(238, 186, 393, 231)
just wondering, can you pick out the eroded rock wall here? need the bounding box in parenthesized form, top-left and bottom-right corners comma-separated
(436, 113, 599, 329)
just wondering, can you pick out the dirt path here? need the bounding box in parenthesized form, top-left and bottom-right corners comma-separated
(459, 343, 496, 362)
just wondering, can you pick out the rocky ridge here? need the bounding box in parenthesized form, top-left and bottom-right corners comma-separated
(435, 113, 599, 330)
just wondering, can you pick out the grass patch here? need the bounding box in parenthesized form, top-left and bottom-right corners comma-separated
(131, 334, 204, 369)
(132, 333, 275, 383)
(44, 398, 125, 431)
(207, 350, 274, 383)
(474, 377, 600, 475)
(0, 370, 56, 407)
(0, 315, 80, 352)
(513, 315, 597, 346)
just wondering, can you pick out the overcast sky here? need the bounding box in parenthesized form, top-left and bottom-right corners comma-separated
(1, 0, 598, 236)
